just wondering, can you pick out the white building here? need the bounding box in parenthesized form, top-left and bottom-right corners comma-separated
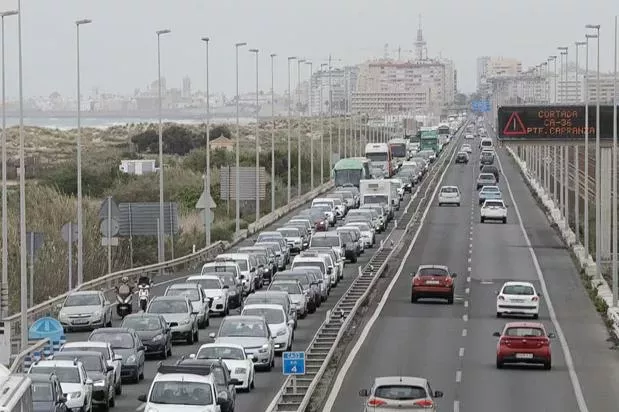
(477, 56, 522, 95)
(119, 159, 157, 175)
(583, 73, 619, 103)
(305, 66, 359, 115)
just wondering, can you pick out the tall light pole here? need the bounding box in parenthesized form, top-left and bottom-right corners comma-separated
(612, 15, 618, 306)
(201, 37, 211, 246)
(156, 29, 171, 266)
(270, 53, 276, 212)
(0, 9, 18, 319)
(586, 24, 601, 276)
(558, 47, 568, 102)
(585, 34, 596, 257)
(320, 63, 327, 183)
(75, 18, 91, 286)
(575, 41, 586, 246)
(306, 61, 314, 190)
(286, 56, 296, 201)
(249, 48, 260, 221)
(558, 47, 568, 221)
(234, 42, 247, 233)
(296, 58, 306, 196)
(550, 55, 558, 103)
(549, 55, 558, 204)
(328, 55, 333, 172)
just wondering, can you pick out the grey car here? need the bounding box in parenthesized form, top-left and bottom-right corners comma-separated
(244, 290, 297, 328)
(146, 296, 200, 344)
(88, 328, 145, 384)
(267, 281, 307, 320)
(273, 270, 318, 313)
(57, 291, 113, 332)
(209, 315, 276, 371)
(164, 283, 210, 329)
(476, 172, 497, 190)
(294, 266, 329, 302)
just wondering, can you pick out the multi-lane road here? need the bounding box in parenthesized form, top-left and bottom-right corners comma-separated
(63, 187, 415, 412)
(322, 128, 619, 412)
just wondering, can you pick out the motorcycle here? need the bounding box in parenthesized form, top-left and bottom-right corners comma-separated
(138, 284, 150, 311)
(116, 283, 133, 318)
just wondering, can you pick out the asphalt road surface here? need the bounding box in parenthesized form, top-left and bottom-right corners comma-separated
(323, 134, 619, 412)
(64, 189, 414, 412)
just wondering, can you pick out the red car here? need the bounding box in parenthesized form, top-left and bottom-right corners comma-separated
(493, 321, 555, 370)
(314, 218, 328, 232)
(410, 264, 457, 304)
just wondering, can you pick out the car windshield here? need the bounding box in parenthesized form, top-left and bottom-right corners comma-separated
(336, 192, 353, 200)
(62, 346, 108, 360)
(277, 274, 310, 287)
(192, 279, 221, 290)
(310, 236, 339, 248)
(90, 332, 134, 349)
(339, 232, 353, 243)
(32, 382, 54, 402)
(502, 285, 535, 295)
(54, 354, 102, 371)
(149, 381, 213, 406)
(31, 367, 80, 384)
(269, 282, 301, 294)
(217, 275, 236, 287)
(122, 316, 162, 331)
(219, 319, 267, 338)
(64, 294, 100, 307)
(314, 203, 332, 210)
(148, 299, 188, 314)
(375, 385, 427, 400)
(485, 201, 504, 208)
(505, 327, 544, 337)
(257, 234, 281, 242)
(366, 152, 388, 162)
(278, 229, 298, 237)
(292, 261, 325, 273)
(166, 288, 200, 301)
(231, 259, 248, 271)
(417, 267, 449, 276)
(242, 308, 285, 324)
(197, 346, 245, 360)
(364, 195, 388, 204)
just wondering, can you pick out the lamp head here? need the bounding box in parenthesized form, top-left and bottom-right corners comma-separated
(585, 24, 600, 30)
(235, 42, 247, 47)
(201, 37, 210, 42)
(156, 29, 171, 35)
(249, 48, 259, 53)
(76, 19, 92, 25)
(0, 10, 19, 17)
(270, 53, 277, 58)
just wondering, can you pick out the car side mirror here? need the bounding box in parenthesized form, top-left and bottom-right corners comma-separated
(223, 285, 229, 289)
(165, 327, 171, 333)
(217, 392, 229, 405)
(138, 345, 145, 352)
(55, 303, 63, 310)
(209, 332, 216, 339)
(229, 378, 241, 386)
(327, 267, 333, 274)
(434, 390, 444, 398)
(137, 394, 147, 402)
(57, 395, 67, 404)
(114, 354, 123, 361)
(342, 243, 346, 248)
(548, 332, 556, 339)
(106, 365, 114, 372)
(359, 389, 369, 397)
(492, 331, 501, 337)
(85, 378, 93, 386)
(251, 268, 256, 272)
(192, 311, 199, 315)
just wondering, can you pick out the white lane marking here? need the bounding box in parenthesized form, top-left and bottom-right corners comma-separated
(466, 276, 471, 282)
(496, 148, 589, 412)
(469, 243, 473, 249)
(465, 287, 470, 295)
(135, 405, 145, 412)
(455, 370, 462, 383)
(467, 266, 471, 272)
(467, 257, 471, 263)
(321, 137, 462, 412)
(462, 328, 467, 337)
(464, 300, 469, 308)
(459, 347, 465, 357)
(454, 400, 460, 412)
(462, 314, 468, 322)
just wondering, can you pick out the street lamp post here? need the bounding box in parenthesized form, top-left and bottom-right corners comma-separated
(234, 42, 247, 233)
(575, 41, 586, 245)
(297, 58, 306, 196)
(270, 54, 276, 213)
(584, 34, 596, 257)
(286, 56, 297, 202)
(320, 63, 327, 183)
(558, 47, 568, 223)
(201, 37, 211, 246)
(612, 15, 618, 306)
(156, 29, 171, 267)
(249, 48, 260, 221)
(549, 55, 558, 204)
(75, 18, 92, 285)
(586, 24, 601, 277)
(0, 9, 18, 319)
(306, 61, 314, 190)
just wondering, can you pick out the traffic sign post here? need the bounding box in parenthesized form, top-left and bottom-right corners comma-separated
(283, 351, 305, 395)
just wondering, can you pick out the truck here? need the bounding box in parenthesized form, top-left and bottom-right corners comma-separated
(420, 129, 440, 154)
(364, 143, 393, 178)
(359, 179, 397, 216)
(437, 123, 451, 146)
(333, 158, 366, 188)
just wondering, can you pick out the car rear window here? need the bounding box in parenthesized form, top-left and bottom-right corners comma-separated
(482, 187, 499, 192)
(484, 201, 504, 208)
(417, 267, 448, 276)
(479, 174, 495, 180)
(441, 187, 458, 193)
(502, 285, 534, 295)
(374, 385, 426, 400)
(505, 327, 544, 337)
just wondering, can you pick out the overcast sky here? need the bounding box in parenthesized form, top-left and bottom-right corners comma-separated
(0, 0, 617, 99)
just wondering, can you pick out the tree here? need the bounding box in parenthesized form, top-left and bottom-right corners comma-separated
(131, 130, 158, 153)
(210, 125, 232, 139)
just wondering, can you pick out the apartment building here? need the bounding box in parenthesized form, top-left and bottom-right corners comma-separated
(306, 66, 359, 115)
(583, 73, 619, 103)
(477, 56, 522, 95)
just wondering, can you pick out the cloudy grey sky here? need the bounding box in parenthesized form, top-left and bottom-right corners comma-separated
(0, 0, 617, 99)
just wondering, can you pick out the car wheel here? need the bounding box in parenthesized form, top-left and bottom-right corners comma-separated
(352, 256, 358, 263)
(438, 203, 442, 206)
(194, 329, 199, 342)
(411, 294, 417, 303)
(447, 294, 454, 305)
(167, 345, 172, 357)
(544, 359, 552, 370)
(133, 369, 140, 384)
(502, 217, 507, 224)
(106, 315, 113, 327)
(250, 374, 255, 390)
(480, 217, 485, 223)
(161, 347, 168, 359)
(109, 390, 115, 408)
(139, 366, 144, 380)
(496, 358, 503, 369)
(224, 305, 230, 316)
(205, 317, 210, 327)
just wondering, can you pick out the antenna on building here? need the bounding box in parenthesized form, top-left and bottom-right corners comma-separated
(398, 46, 402, 61)
(383, 43, 389, 60)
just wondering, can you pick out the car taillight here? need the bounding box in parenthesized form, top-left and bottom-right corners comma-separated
(541, 338, 550, 346)
(414, 399, 434, 408)
(500, 338, 511, 346)
(413, 276, 423, 286)
(367, 398, 387, 407)
(444, 277, 453, 285)
(498, 295, 505, 300)
(531, 296, 539, 301)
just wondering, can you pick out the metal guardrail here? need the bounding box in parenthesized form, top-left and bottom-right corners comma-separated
(265, 123, 466, 412)
(4, 181, 335, 355)
(9, 338, 50, 373)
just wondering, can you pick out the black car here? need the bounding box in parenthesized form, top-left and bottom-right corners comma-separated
(52, 351, 115, 410)
(455, 152, 469, 164)
(174, 358, 240, 412)
(480, 165, 500, 182)
(89, 327, 146, 383)
(337, 230, 358, 263)
(120, 313, 172, 359)
(30, 373, 69, 412)
(480, 151, 495, 165)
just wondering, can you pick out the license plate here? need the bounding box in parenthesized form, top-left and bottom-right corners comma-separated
(515, 353, 533, 359)
(72, 319, 88, 325)
(511, 299, 524, 303)
(425, 280, 440, 285)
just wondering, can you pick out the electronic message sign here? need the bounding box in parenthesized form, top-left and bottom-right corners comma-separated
(498, 105, 619, 141)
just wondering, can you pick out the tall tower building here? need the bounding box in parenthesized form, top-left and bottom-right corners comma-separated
(414, 14, 426, 61)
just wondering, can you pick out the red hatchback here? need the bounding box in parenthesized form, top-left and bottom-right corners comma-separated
(493, 322, 555, 370)
(410, 265, 457, 304)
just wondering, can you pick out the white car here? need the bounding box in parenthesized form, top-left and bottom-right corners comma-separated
(460, 144, 472, 153)
(29, 359, 93, 412)
(359, 376, 443, 412)
(241, 304, 294, 353)
(438, 186, 461, 206)
(60, 341, 123, 396)
(187, 275, 230, 316)
(496, 281, 540, 318)
(345, 222, 375, 248)
(480, 199, 507, 223)
(194, 343, 256, 392)
(465, 134, 474, 139)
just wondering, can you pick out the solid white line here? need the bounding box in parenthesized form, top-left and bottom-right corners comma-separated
(496, 149, 589, 412)
(321, 137, 462, 412)
(454, 400, 460, 412)
(455, 370, 462, 383)
(469, 243, 473, 248)
(462, 328, 467, 337)
(459, 347, 465, 357)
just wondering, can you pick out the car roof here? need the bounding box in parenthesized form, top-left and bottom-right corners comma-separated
(53, 351, 104, 359)
(243, 303, 285, 312)
(219, 253, 251, 259)
(91, 327, 132, 334)
(312, 232, 339, 238)
(168, 282, 200, 289)
(503, 321, 545, 329)
(32, 360, 78, 368)
(250, 290, 290, 298)
(68, 290, 100, 296)
(63, 341, 108, 348)
(441, 185, 458, 189)
(479, 173, 495, 178)
(153, 372, 213, 384)
(187, 275, 221, 281)
(417, 264, 449, 271)
(501, 281, 534, 287)
(152, 295, 189, 302)
(222, 315, 265, 323)
(198, 343, 245, 351)
(481, 186, 500, 190)
(270, 279, 300, 285)
(123, 313, 162, 320)
(205, 260, 239, 267)
(374, 376, 428, 387)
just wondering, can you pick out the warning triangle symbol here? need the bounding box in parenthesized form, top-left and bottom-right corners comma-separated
(502, 112, 527, 136)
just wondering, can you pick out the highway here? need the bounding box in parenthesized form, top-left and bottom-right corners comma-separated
(322, 130, 619, 412)
(63, 189, 414, 412)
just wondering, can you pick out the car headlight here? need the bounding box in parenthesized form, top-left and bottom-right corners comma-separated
(228, 290, 237, 296)
(126, 355, 137, 364)
(93, 380, 106, 387)
(152, 334, 164, 342)
(234, 367, 247, 375)
(67, 392, 82, 399)
(92, 310, 101, 317)
(259, 343, 269, 353)
(180, 318, 190, 325)
(276, 327, 287, 337)
(214, 294, 223, 300)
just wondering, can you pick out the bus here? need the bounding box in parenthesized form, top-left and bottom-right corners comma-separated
(437, 123, 451, 145)
(420, 129, 440, 154)
(388, 138, 408, 169)
(0, 372, 33, 412)
(364, 143, 393, 178)
(333, 158, 366, 188)
(348, 157, 372, 180)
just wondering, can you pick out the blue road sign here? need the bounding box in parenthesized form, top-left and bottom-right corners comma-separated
(29, 317, 64, 342)
(471, 100, 491, 113)
(282, 351, 305, 375)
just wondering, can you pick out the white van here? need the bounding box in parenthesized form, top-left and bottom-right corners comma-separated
(480, 138, 493, 149)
